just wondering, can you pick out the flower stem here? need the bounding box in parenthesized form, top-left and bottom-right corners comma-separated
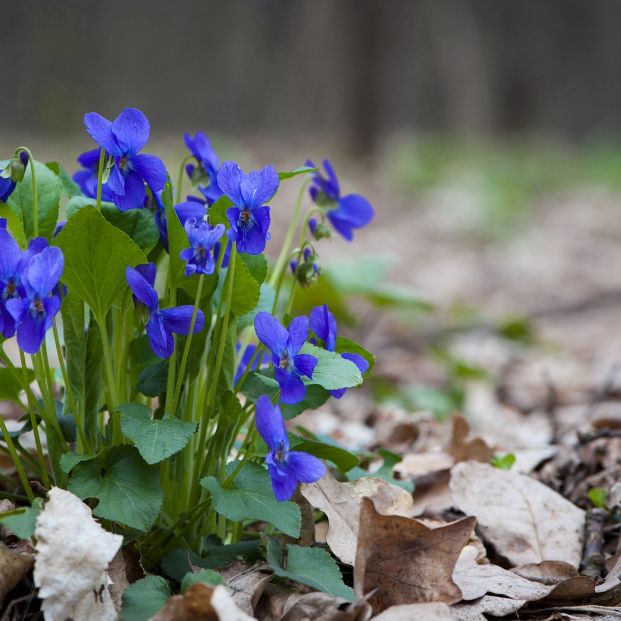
(176, 155, 193, 202)
(18, 350, 49, 487)
(171, 274, 204, 415)
(95, 147, 106, 212)
(97, 315, 120, 443)
(0, 416, 34, 503)
(16, 147, 37, 237)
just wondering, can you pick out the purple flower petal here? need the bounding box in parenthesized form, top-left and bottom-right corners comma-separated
(254, 312, 288, 357)
(310, 305, 337, 351)
(84, 112, 121, 156)
(239, 166, 279, 208)
(278, 372, 306, 405)
(287, 315, 309, 356)
(113, 171, 146, 211)
(160, 305, 205, 335)
(286, 451, 326, 483)
(342, 352, 369, 375)
(133, 153, 167, 192)
(23, 247, 63, 299)
(146, 314, 173, 358)
(111, 107, 150, 156)
(217, 161, 244, 204)
(125, 266, 159, 312)
(255, 395, 287, 451)
(0, 228, 22, 280)
(293, 353, 317, 379)
(268, 462, 299, 502)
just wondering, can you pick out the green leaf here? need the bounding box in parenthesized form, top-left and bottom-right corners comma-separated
(137, 361, 168, 397)
(118, 402, 196, 464)
(0, 367, 34, 403)
(289, 434, 358, 473)
(102, 205, 159, 254)
(588, 487, 608, 509)
(60, 452, 95, 473)
(68, 446, 163, 531)
(0, 203, 26, 247)
(490, 453, 516, 471)
(208, 195, 233, 228)
(267, 540, 353, 601)
(301, 343, 363, 391)
(121, 575, 170, 621)
(230, 255, 260, 317)
(163, 183, 188, 285)
(0, 498, 42, 539)
(238, 283, 275, 329)
(46, 161, 82, 198)
(278, 166, 317, 180)
(239, 253, 268, 284)
(201, 462, 301, 537)
(181, 569, 225, 592)
(54, 206, 146, 320)
(335, 336, 375, 375)
(60, 293, 86, 403)
(7, 159, 62, 240)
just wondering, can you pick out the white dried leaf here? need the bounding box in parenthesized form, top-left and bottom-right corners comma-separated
(34, 487, 123, 621)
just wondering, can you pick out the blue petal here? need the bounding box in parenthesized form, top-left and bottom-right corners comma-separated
(134, 154, 167, 192)
(146, 314, 173, 358)
(286, 315, 309, 356)
(342, 352, 369, 375)
(83, 112, 121, 156)
(5, 298, 28, 325)
(160, 306, 205, 335)
(254, 312, 288, 357)
(293, 353, 317, 378)
(267, 461, 299, 502)
(255, 395, 287, 451)
(278, 372, 306, 405)
(287, 451, 326, 483)
(175, 201, 207, 225)
(111, 107, 150, 156)
(239, 166, 279, 208)
(136, 262, 157, 287)
(12, 301, 48, 354)
(217, 161, 244, 205)
(327, 194, 374, 241)
(113, 171, 146, 211)
(43, 296, 61, 332)
(309, 305, 337, 351)
(107, 164, 126, 196)
(72, 170, 97, 199)
(239, 220, 269, 255)
(77, 148, 101, 170)
(0, 303, 17, 339)
(125, 266, 158, 312)
(23, 247, 63, 299)
(0, 228, 22, 281)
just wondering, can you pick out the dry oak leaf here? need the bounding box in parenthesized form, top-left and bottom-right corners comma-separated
(451, 594, 527, 620)
(0, 542, 33, 605)
(448, 414, 493, 463)
(34, 487, 123, 621)
(278, 592, 373, 621)
(219, 561, 272, 616)
(354, 497, 475, 614)
(150, 583, 256, 621)
(301, 472, 414, 566)
(450, 461, 585, 568)
(371, 602, 453, 620)
(453, 545, 552, 602)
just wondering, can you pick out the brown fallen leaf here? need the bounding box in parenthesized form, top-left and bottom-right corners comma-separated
(452, 594, 526, 620)
(0, 542, 33, 605)
(278, 592, 373, 621)
(453, 545, 552, 602)
(450, 461, 585, 568)
(151, 583, 256, 621)
(300, 473, 414, 566)
(512, 560, 580, 585)
(372, 602, 453, 620)
(219, 561, 272, 616)
(354, 497, 475, 613)
(108, 548, 129, 613)
(448, 414, 494, 463)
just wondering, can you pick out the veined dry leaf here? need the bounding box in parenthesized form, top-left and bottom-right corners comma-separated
(0, 542, 33, 605)
(450, 461, 585, 568)
(300, 473, 414, 566)
(452, 594, 526, 620)
(372, 603, 453, 620)
(279, 592, 373, 621)
(354, 497, 475, 613)
(219, 561, 272, 616)
(512, 560, 579, 585)
(150, 583, 256, 621)
(453, 545, 552, 601)
(448, 415, 493, 463)
(34, 487, 123, 621)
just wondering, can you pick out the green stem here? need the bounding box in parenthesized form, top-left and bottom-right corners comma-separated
(176, 155, 193, 202)
(171, 274, 205, 415)
(97, 316, 120, 442)
(95, 148, 106, 212)
(18, 350, 49, 486)
(16, 147, 37, 237)
(0, 416, 34, 502)
(269, 179, 310, 288)
(52, 321, 90, 453)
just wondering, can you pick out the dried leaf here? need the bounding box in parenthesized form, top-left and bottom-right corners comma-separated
(279, 592, 373, 621)
(0, 542, 33, 605)
(151, 583, 256, 621)
(452, 594, 526, 620)
(34, 487, 123, 621)
(453, 545, 552, 601)
(450, 461, 585, 567)
(219, 561, 272, 616)
(300, 472, 414, 566)
(354, 497, 475, 613)
(448, 415, 493, 463)
(372, 603, 453, 620)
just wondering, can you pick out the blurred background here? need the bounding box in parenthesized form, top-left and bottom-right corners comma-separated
(3, 0, 621, 430)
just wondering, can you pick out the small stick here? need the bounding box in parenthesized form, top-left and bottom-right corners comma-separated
(581, 507, 607, 579)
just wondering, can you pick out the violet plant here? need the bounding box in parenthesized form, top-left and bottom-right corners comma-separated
(0, 107, 375, 595)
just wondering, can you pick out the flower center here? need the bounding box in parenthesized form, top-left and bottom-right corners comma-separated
(34, 299, 44, 313)
(240, 210, 251, 223)
(279, 353, 289, 369)
(119, 157, 129, 173)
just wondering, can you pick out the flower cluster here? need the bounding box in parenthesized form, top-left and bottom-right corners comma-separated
(0, 222, 64, 353)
